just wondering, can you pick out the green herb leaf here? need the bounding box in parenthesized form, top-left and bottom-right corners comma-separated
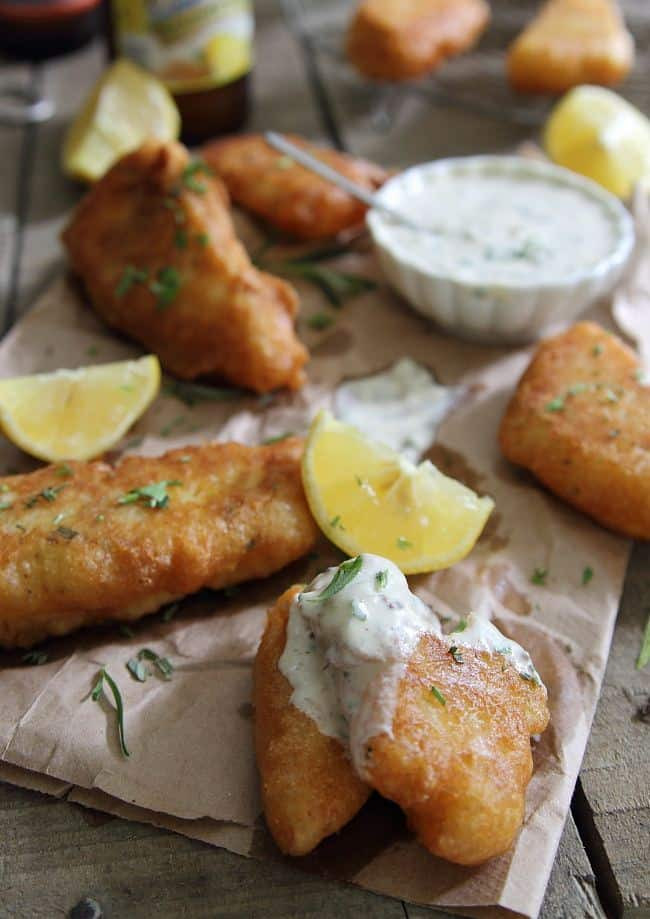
(56, 464, 73, 477)
(118, 480, 182, 510)
(163, 379, 245, 406)
(97, 668, 130, 756)
(375, 569, 388, 590)
(592, 344, 603, 356)
(86, 345, 99, 357)
(181, 159, 212, 193)
(161, 602, 179, 622)
(287, 263, 376, 307)
(452, 618, 468, 633)
(138, 648, 173, 680)
(581, 566, 594, 586)
(90, 671, 104, 702)
(429, 685, 446, 706)
(116, 265, 148, 298)
(330, 515, 344, 529)
(262, 432, 293, 445)
(25, 484, 65, 508)
(0, 501, 13, 511)
(195, 232, 210, 248)
(149, 266, 182, 310)
(449, 645, 464, 664)
(636, 613, 650, 670)
(56, 526, 79, 540)
(314, 556, 363, 602)
(531, 567, 548, 586)
(159, 415, 186, 437)
(163, 196, 185, 224)
(174, 228, 188, 250)
(396, 536, 412, 550)
(127, 658, 148, 682)
(545, 397, 565, 413)
(22, 649, 48, 666)
(306, 312, 335, 330)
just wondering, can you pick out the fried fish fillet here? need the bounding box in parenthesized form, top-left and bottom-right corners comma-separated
(0, 439, 318, 649)
(499, 322, 650, 540)
(62, 141, 308, 393)
(202, 134, 390, 242)
(346, 0, 490, 82)
(363, 632, 549, 866)
(255, 584, 548, 864)
(507, 0, 634, 94)
(254, 587, 371, 856)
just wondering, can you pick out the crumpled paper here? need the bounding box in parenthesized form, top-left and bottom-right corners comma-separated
(0, 201, 645, 917)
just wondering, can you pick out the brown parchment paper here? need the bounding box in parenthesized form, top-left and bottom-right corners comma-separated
(0, 203, 644, 918)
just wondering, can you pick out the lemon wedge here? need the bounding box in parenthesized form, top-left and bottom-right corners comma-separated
(62, 59, 180, 183)
(0, 355, 161, 462)
(544, 85, 650, 198)
(301, 411, 494, 574)
(204, 33, 252, 85)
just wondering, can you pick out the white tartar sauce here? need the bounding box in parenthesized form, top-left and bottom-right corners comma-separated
(279, 554, 544, 777)
(374, 160, 619, 285)
(334, 358, 461, 462)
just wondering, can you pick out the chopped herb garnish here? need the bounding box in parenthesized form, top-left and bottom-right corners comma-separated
(22, 649, 48, 666)
(163, 379, 244, 406)
(429, 685, 446, 706)
(592, 344, 603, 356)
(181, 159, 212, 193)
(375, 569, 388, 590)
(86, 345, 99, 357)
(449, 645, 464, 664)
(452, 618, 468, 633)
(56, 464, 72, 477)
(195, 232, 210, 248)
(163, 196, 185, 224)
(116, 265, 148, 298)
(149, 266, 182, 310)
(25, 484, 65, 508)
(127, 657, 148, 682)
(313, 556, 363, 601)
(0, 501, 12, 511)
(330, 515, 344, 529)
(581, 566, 594, 586)
(162, 602, 179, 622)
(545, 397, 565, 413)
(520, 671, 541, 685)
(174, 228, 188, 250)
(138, 647, 174, 680)
(96, 514, 105, 522)
(531, 567, 548, 586)
(306, 312, 334, 330)
(159, 415, 186, 437)
(636, 613, 650, 670)
(52, 512, 66, 525)
(603, 387, 620, 403)
(56, 526, 78, 540)
(286, 263, 376, 307)
(119, 624, 135, 638)
(90, 668, 130, 757)
(118, 480, 181, 510)
(396, 536, 412, 550)
(262, 432, 293, 445)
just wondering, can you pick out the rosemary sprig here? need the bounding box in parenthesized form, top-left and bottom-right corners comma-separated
(90, 668, 130, 757)
(312, 556, 362, 601)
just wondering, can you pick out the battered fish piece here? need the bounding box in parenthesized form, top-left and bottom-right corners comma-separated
(0, 439, 318, 649)
(346, 0, 490, 82)
(202, 134, 390, 242)
(507, 0, 634, 94)
(255, 556, 548, 864)
(364, 631, 549, 866)
(254, 587, 371, 856)
(62, 141, 308, 393)
(499, 322, 650, 540)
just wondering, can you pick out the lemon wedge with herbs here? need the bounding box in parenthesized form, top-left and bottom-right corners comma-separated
(301, 411, 494, 574)
(62, 59, 180, 183)
(544, 85, 650, 198)
(0, 355, 160, 462)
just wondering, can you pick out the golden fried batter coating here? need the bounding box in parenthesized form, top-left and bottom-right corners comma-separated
(0, 439, 318, 649)
(62, 141, 308, 393)
(254, 587, 371, 856)
(202, 134, 390, 242)
(507, 0, 634, 94)
(364, 633, 549, 866)
(346, 0, 490, 82)
(499, 322, 650, 540)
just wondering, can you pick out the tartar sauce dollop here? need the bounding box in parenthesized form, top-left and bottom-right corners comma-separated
(279, 554, 544, 777)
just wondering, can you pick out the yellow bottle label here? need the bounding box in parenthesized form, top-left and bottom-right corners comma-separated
(113, 0, 253, 93)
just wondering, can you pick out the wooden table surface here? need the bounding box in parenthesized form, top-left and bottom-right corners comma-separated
(0, 2, 648, 917)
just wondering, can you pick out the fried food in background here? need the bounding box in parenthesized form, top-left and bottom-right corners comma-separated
(346, 0, 490, 82)
(62, 141, 308, 393)
(364, 632, 549, 866)
(202, 134, 390, 241)
(0, 439, 318, 649)
(254, 586, 371, 855)
(507, 0, 634, 94)
(499, 322, 650, 540)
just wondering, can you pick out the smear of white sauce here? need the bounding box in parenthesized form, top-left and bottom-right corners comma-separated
(334, 358, 461, 462)
(279, 554, 544, 778)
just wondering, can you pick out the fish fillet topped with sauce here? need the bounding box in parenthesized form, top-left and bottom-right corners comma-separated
(499, 321, 650, 539)
(0, 439, 318, 649)
(254, 555, 549, 864)
(62, 141, 308, 393)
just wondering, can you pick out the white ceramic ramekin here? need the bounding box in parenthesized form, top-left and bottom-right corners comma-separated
(367, 155, 635, 344)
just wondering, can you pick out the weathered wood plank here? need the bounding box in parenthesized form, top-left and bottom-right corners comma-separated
(577, 542, 650, 918)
